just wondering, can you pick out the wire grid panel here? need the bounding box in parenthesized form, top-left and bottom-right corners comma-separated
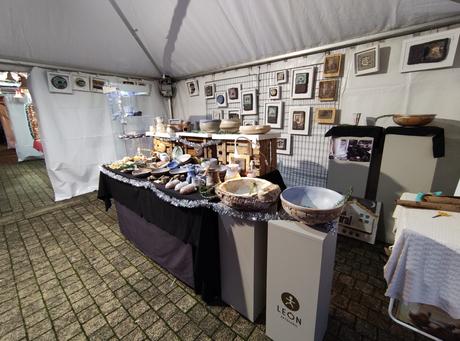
(205, 64, 341, 188)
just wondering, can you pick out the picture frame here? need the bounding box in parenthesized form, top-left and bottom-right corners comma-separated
(241, 89, 257, 115)
(276, 133, 292, 155)
(243, 119, 257, 126)
(318, 80, 338, 101)
(400, 28, 460, 73)
(169, 119, 182, 125)
(215, 91, 228, 107)
(288, 106, 311, 135)
(354, 45, 380, 76)
(227, 84, 242, 103)
(186, 80, 199, 96)
(264, 102, 283, 129)
(212, 110, 223, 120)
(227, 110, 241, 120)
(229, 153, 250, 173)
(323, 53, 344, 78)
(275, 70, 288, 84)
(204, 83, 215, 99)
(268, 85, 281, 100)
(47, 72, 72, 94)
(316, 108, 337, 124)
(291, 68, 315, 99)
(72, 74, 90, 92)
(90, 77, 107, 93)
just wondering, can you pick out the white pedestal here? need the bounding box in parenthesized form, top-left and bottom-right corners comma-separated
(218, 215, 267, 322)
(266, 220, 337, 341)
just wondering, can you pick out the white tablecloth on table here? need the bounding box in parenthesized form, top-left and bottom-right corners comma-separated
(384, 193, 460, 319)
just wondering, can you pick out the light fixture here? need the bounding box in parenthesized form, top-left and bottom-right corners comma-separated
(6, 72, 15, 82)
(14, 89, 23, 99)
(19, 75, 28, 89)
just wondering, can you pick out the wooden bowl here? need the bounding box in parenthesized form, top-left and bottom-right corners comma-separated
(281, 186, 344, 225)
(215, 177, 281, 211)
(239, 125, 271, 135)
(392, 114, 436, 127)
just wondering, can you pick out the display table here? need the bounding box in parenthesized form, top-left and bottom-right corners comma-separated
(98, 167, 221, 303)
(384, 193, 460, 339)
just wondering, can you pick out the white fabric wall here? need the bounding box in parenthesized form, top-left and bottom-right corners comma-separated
(29, 67, 168, 201)
(173, 26, 460, 194)
(5, 97, 44, 162)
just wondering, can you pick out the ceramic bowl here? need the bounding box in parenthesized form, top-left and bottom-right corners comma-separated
(215, 177, 281, 211)
(239, 125, 271, 135)
(281, 186, 344, 225)
(219, 119, 240, 133)
(166, 160, 179, 169)
(150, 167, 170, 177)
(131, 168, 151, 178)
(176, 154, 191, 164)
(169, 167, 188, 175)
(392, 114, 436, 127)
(200, 119, 221, 133)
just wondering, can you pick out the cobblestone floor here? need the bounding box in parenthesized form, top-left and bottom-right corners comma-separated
(0, 160, 429, 340)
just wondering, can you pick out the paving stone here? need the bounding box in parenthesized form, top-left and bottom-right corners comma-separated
(83, 314, 107, 336)
(113, 317, 137, 338)
(134, 310, 159, 329)
(128, 300, 150, 319)
(219, 306, 240, 327)
(199, 313, 221, 336)
(213, 323, 236, 340)
(176, 294, 197, 313)
(188, 304, 208, 324)
(145, 319, 170, 340)
(178, 321, 202, 341)
(232, 316, 255, 338)
(167, 310, 190, 332)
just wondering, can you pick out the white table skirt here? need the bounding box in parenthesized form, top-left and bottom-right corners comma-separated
(384, 193, 460, 319)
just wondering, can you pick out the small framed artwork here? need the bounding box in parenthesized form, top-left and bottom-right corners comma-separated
(227, 110, 241, 120)
(227, 84, 242, 103)
(72, 74, 90, 92)
(243, 119, 257, 126)
(186, 80, 199, 96)
(268, 85, 281, 100)
(204, 83, 215, 99)
(229, 153, 250, 173)
(212, 110, 223, 120)
(400, 28, 460, 73)
(215, 91, 228, 107)
(318, 80, 338, 101)
(90, 77, 107, 93)
(288, 106, 311, 135)
(277, 133, 292, 155)
(264, 102, 283, 129)
(354, 46, 380, 76)
(241, 89, 257, 115)
(316, 108, 337, 124)
(276, 70, 288, 84)
(169, 119, 182, 125)
(291, 68, 315, 99)
(323, 53, 344, 78)
(47, 72, 72, 94)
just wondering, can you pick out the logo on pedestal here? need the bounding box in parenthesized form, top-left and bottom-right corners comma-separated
(277, 292, 302, 327)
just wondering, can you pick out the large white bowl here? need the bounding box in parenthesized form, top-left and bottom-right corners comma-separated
(281, 186, 344, 225)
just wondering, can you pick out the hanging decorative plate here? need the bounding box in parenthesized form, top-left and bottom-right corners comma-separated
(72, 74, 90, 91)
(47, 72, 72, 94)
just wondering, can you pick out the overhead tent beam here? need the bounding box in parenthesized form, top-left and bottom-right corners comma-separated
(0, 56, 158, 80)
(175, 14, 460, 81)
(109, 0, 163, 77)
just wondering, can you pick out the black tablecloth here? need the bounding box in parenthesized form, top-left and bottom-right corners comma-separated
(98, 169, 220, 303)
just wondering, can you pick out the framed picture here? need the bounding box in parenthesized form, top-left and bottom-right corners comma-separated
(212, 110, 223, 120)
(277, 133, 292, 155)
(291, 68, 315, 99)
(318, 80, 338, 101)
(90, 77, 107, 93)
(268, 85, 281, 100)
(276, 70, 288, 84)
(243, 119, 257, 126)
(47, 72, 72, 94)
(354, 46, 380, 76)
(400, 28, 460, 73)
(241, 89, 257, 115)
(288, 106, 311, 135)
(215, 91, 228, 107)
(264, 102, 283, 129)
(186, 80, 199, 96)
(229, 153, 250, 173)
(227, 84, 241, 103)
(227, 110, 241, 120)
(169, 119, 182, 125)
(72, 74, 90, 92)
(316, 108, 337, 124)
(323, 53, 344, 78)
(204, 83, 215, 99)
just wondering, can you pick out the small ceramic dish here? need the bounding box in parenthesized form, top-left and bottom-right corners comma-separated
(169, 167, 188, 175)
(176, 154, 191, 165)
(150, 168, 170, 176)
(166, 160, 180, 169)
(132, 168, 152, 178)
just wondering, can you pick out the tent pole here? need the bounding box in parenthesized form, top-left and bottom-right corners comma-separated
(174, 15, 460, 80)
(0, 57, 158, 80)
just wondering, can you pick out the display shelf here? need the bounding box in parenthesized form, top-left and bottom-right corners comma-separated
(176, 132, 213, 138)
(211, 132, 281, 142)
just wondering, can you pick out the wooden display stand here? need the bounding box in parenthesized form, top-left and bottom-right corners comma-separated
(214, 133, 279, 176)
(176, 132, 217, 159)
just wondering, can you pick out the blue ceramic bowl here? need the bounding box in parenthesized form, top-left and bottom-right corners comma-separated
(166, 160, 179, 169)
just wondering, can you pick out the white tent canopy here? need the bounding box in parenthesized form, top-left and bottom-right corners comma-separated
(1, 0, 460, 78)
